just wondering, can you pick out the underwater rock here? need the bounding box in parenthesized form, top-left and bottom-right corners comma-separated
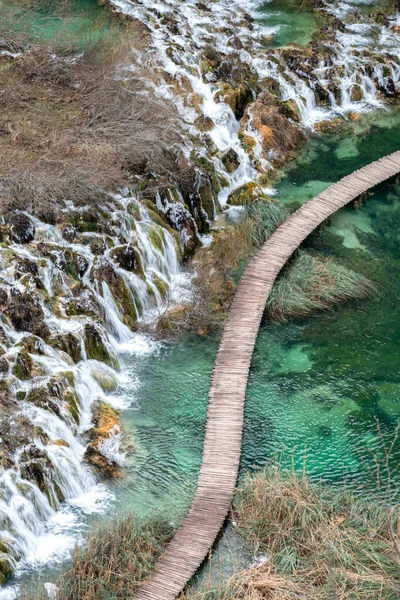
(6, 211, 35, 244)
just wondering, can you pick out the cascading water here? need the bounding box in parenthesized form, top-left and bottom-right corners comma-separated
(0, 191, 188, 594)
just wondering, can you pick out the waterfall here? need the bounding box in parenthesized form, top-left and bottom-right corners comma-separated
(0, 191, 186, 581)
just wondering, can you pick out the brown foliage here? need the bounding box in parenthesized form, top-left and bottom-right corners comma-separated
(0, 22, 184, 218)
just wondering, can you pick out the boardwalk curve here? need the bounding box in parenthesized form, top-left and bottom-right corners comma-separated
(134, 151, 400, 600)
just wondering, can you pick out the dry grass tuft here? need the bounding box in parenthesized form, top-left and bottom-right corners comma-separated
(266, 250, 377, 322)
(229, 467, 400, 600)
(23, 512, 175, 600)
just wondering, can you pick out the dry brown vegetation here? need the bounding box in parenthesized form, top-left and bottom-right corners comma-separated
(183, 467, 400, 600)
(0, 12, 184, 219)
(23, 512, 176, 600)
(157, 218, 253, 336)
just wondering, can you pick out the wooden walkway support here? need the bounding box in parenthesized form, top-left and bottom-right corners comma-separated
(133, 151, 400, 600)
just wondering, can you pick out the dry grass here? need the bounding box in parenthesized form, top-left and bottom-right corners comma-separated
(22, 512, 175, 600)
(229, 467, 400, 600)
(0, 13, 184, 218)
(183, 466, 400, 600)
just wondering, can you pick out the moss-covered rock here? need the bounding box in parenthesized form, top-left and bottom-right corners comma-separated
(5, 288, 50, 340)
(222, 148, 240, 173)
(12, 350, 34, 380)
(19, 444, 65, 509)
(84, 323, 118, 369)
(148, 226, 166, 252)
(194, 114, 215, 132)
(153, 276, 169, 298)
(90, 364, 118, 393)
(49, 332, 82, 363)
(84, 400, 123, 479)
(111, 245, 144, 277)
(93, 261, 138, 329)
(6, 211, 35, 244)
(0, 556, 14, 585)
(227, 182, 269, 206)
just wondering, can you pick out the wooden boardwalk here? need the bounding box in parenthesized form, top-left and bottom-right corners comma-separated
(133, 151, 400, 600)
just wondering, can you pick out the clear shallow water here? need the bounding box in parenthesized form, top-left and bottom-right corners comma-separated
(258, 0, 395, 48)
(109, 110, 400, 525)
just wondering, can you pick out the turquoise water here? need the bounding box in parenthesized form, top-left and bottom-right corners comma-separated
(111, 110, 400, 522)
(259, 0, 397, 48)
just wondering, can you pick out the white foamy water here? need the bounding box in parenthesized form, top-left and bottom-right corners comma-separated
(0, 191, 189, 586)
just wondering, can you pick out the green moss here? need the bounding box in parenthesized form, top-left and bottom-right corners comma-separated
(148, 226, 165, 252)
(84, 324, 119, 369)
(12, 350, 33, 380)
(0, 556, 14, 585)
(64, 389, 80, 425)
(153, 276, 169, 298)
(91, 367, 118, 393)
(228, 182, 268, 206)
(49, 333, 82, 363)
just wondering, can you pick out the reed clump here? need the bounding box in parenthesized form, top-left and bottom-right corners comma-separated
(267, 250, 376, 322)
(232, 466, 400, 599)
(23, 513, 175, 600)
(184, 467, 400, 600)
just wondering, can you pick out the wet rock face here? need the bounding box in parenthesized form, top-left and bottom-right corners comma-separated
(222, 148, 240, 173)
(84, 400, 124, 479)
(165, 203, 200, 257)
(5, 288, 50, 340)
(111, 245, 143, 274)
(84, 323, 117, 368)
(378, 76, 396, 98)
(7, 212, 35, 244)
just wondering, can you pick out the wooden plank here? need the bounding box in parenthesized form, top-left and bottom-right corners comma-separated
(132, 150, 400, 600)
